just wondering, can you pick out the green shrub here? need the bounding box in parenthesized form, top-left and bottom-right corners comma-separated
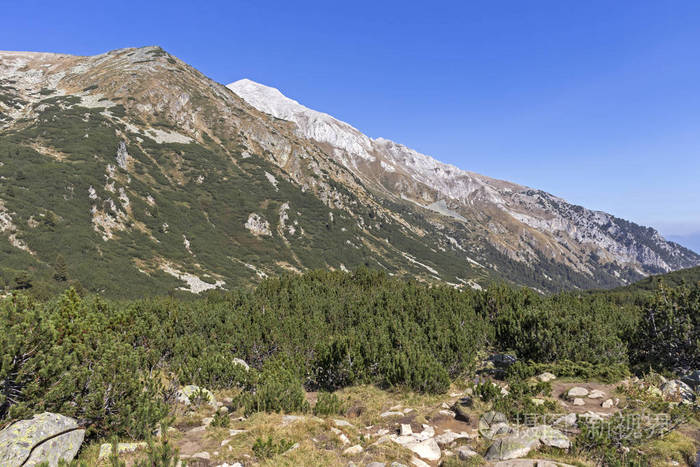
(474, 381, 501, 402)
(252, 436, 296, 459)
(0, 290, 167, 440)
(313, 392, 345, 416)
(632, 284, 699, 372)
(238, 357, 309, 415)
(209, 410, 230, 428)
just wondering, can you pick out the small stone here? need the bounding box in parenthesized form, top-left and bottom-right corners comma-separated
(366, 463, 386, 467)
(229, 429, 246, 436)
(601, 399, 614, 408)
(192, 451, 210, 459)
(573, 398, 585, 406)
(380, 411, 404, 418)
(588, 389, 606, 399)
(400, 424, 412, 436)
(567, 387, 589, 399)
(531, 398, 545, 406)
(343, 444, 364, 455)
(537, 372, 556, 382)
(334, 419, 353, 427)
(439, 410, 456, 417)
(404, 438, 441, 461)
(456, 446, 478, 460)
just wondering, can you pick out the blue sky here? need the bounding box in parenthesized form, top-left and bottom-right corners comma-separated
(3, 0, 699, 251)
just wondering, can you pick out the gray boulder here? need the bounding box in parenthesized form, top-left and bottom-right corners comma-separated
(478, 411, 511, 439)
(660, 380, 695, 402)
(681, 370, 700, 390)
(485, 425, 570, 461)
(0, 412, 85, 467)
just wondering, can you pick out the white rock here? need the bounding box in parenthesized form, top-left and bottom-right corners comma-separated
(601, 399, 614, 408)
(400, 424, 412, 436)
(433, 430, 471, 447)
(192, 451, 210, 459)
(334, 419, 353, 427)
(573, 398, 585, 406)
(566, 387, 589, 399)
(537, 372, 556, 382)
(380, 411, 404, 418)
(588, 389, 606, 399)
(405, 438, 441, 461)
(343, 444, 364, 455)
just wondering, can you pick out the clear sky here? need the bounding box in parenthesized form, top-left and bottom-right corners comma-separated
(3, 0, 699, 250)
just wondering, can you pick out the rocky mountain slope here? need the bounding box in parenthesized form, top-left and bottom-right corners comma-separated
(0, 46, 697, 297)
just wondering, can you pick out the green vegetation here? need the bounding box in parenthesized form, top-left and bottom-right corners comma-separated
(0, 268, 697, 453)
(252, 436, 296, 459)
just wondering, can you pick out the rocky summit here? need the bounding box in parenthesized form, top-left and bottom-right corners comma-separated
(0, 46, 697, 297)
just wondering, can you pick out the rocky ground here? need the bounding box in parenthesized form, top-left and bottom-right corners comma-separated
(4, 366, 697, 467)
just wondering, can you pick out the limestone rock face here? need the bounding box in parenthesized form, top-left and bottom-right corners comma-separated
(0, 412, 85, 467)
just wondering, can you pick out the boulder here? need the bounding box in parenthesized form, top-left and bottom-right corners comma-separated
(433, 430, 471, 447)
(588, 389, 605, 399)
(0, 412, 84, 467)
(404, 438, 441, 461)
(485, 425, 569, 461)
(537, 372, 556, 382)
(400, 424, 412, 436)
(486, 436, 540, 461)
(661, 380, 695, 402)
(566, 387, 589, 399)
(451, 396, 473, 422)
(177, 385, 217, 408)
(527, 425, 570, 449)
(478, 411, 511, 439)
